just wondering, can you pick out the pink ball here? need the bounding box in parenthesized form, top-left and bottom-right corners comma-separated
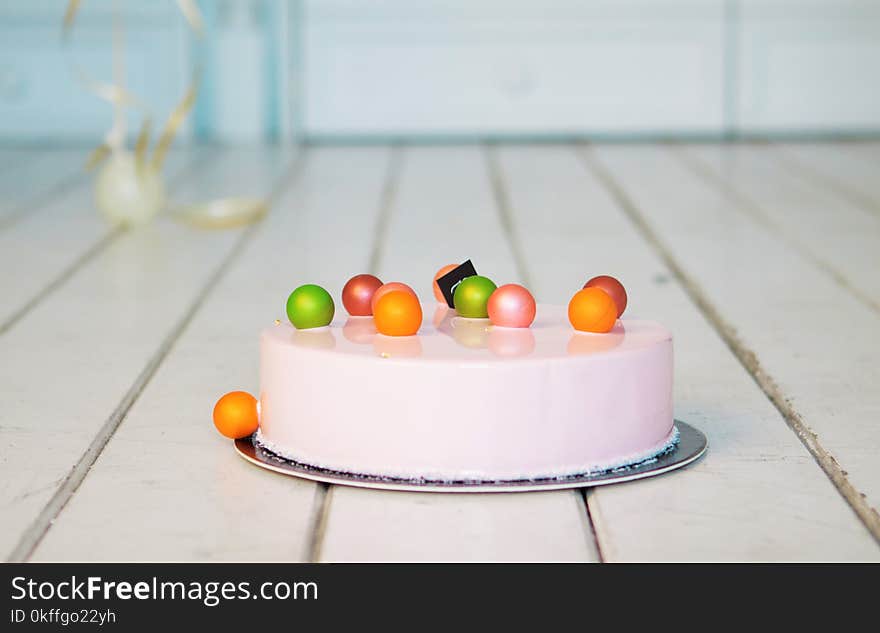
(487, 284, 536, 328)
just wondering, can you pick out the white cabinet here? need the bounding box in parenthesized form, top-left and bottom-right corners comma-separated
(2, 1, 879, 140)
(303, 0, 880, 137)
(736, 0, 880, 133)
(304, 1, 726, 137)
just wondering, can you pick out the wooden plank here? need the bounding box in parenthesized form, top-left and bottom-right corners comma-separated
(582, 143, 880, 557)
(773, 142, 880, 216)
(320, 487, 596, 562)
(0, 147, 31, 169)
(836, 141, 880, 165)
(0, 149, 85, 229)
(495, 143, 878, 560)
(0, 150, 198, 336)
(32, 147, 392, 561)
(319, 145, 599, 562)
(677, 143, 880, 312)
(1, 147, 295, 561)
(374, 145, 522, 294)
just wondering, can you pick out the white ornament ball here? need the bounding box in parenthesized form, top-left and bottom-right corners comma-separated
(95, 150, 166, 226)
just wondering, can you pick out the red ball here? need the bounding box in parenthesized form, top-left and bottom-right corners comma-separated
(342, 274, 383, 316)
(584, 275, 627, 317)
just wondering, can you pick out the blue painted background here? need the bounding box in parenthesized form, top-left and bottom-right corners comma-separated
(0, 0, 287, 143)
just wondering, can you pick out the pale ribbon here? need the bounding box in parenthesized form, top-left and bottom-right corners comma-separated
(64, 0, 268, 229)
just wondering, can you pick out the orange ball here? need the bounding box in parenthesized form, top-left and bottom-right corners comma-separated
(213, 391, 259, 439)
(432, 264, 458, 303)
(371, 282, 417, 314)
(568, 287, 618, 333)
(374, 290, 423, 337)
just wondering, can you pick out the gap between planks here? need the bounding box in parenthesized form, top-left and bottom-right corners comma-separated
(0, 156, 86, 233)
(305, 484, 333, 562)
(366, 144, 403, 276)
(576, 143, 880, 546)
(580, 489, 605, 563)
(486, 142, 602, 560)
(769, 143, 880, 221)
(6, 153, 308, 562)
(484, 144, 533, 290)
(0, 228, 120, 338)
(305, 145, 403, 561)
(306, 145, 598, 562)
(0, 153, 211, 338)
(669, 144, 880, 316)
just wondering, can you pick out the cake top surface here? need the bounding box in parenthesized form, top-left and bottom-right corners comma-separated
(262, 304, 671, 363)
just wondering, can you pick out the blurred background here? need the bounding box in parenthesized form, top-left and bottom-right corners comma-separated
(2, 0, 879, 145)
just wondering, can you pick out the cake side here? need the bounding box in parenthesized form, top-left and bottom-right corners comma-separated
(257, 307, 674, 481)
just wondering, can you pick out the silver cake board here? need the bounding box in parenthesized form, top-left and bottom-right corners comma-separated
(233, 420, 707, 493)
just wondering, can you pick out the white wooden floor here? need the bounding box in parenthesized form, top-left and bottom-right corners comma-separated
(1, 142, 879, 562)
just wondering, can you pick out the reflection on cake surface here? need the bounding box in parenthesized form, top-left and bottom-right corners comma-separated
(567, 323, 625, 355)
(290, 326, 336, 350)
(258, 305, 675, 481)
(449, 317, 491, 349)
(341, 316, 376, 345)
(373, 334, 423, 358)
(487, 326, 536, 358)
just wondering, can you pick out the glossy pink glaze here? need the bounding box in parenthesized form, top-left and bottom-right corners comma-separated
(258, 305, 674, 480)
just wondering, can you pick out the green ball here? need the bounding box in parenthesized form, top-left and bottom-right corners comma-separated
(286, 284, 335, 329)
(453, 275, 497, 318)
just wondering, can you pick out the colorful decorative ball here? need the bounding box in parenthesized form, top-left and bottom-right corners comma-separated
(568, 287, 618, 333)
(371, 282, 417, 314)
(584, 275, 627, 318)
(374, 290, 423, 336)
(432, 263, 458, 302)
(487, 283, 536, 328)
(286, 284, 335, 329)
(453, 275, 497, 318)
(213, 391, 259, 439)
(342, 273, 383, 316)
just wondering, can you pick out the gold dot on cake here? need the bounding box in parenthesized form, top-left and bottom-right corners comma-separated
(274, 319, 281, 325)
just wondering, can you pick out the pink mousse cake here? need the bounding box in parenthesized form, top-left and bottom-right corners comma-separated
(254, 304, 676, 482)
